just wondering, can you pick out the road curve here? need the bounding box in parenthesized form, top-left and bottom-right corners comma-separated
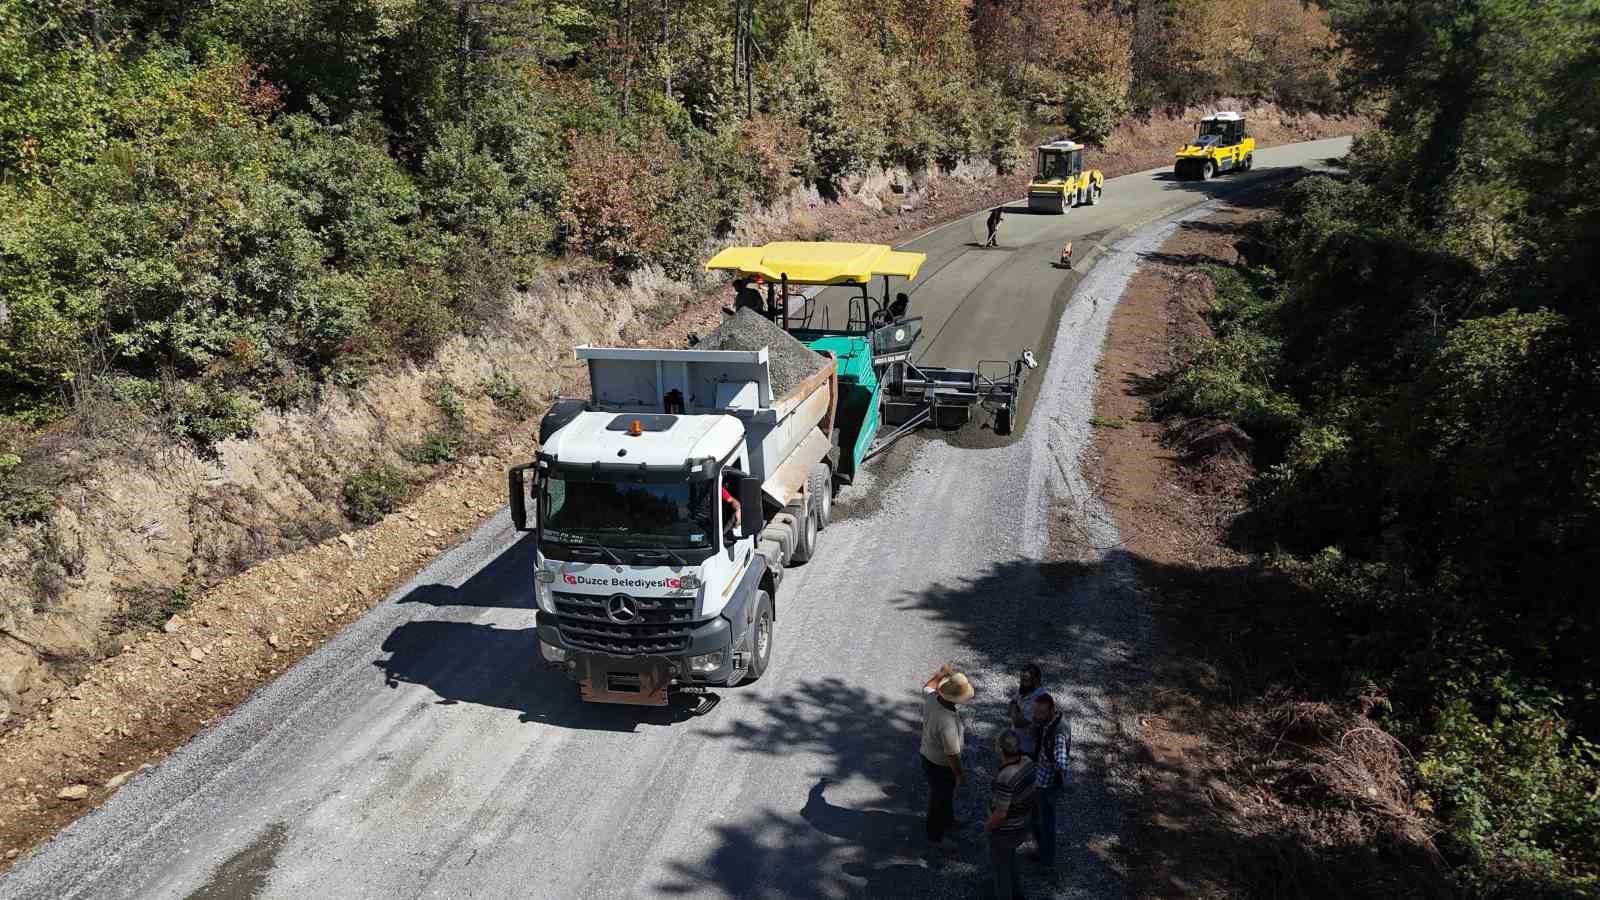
(0, 137, 1350, 900)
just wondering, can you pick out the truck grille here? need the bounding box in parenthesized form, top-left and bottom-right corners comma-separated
(552, 591, 698, 656)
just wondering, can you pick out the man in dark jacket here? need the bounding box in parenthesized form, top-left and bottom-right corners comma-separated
(1029, 692, 1072, 867)
(733, 278, 767, 315)
(986, 208, 1004, 247)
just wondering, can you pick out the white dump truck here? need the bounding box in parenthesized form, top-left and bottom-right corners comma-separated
(509, 241, 1036, 708)
(508, 343, 839, 706)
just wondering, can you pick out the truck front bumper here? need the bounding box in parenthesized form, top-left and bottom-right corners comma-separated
(536, 614, 738, 706)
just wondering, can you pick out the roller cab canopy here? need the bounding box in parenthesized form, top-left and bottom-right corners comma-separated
(705, 241, 926, 285)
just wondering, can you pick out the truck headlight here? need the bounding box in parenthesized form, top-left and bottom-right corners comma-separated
(540, 641, 568, 663)
(535, 580, 555, 614)
(687, 651, 723, 673)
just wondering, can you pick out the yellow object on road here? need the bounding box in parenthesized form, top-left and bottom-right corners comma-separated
(705, 241, 926, 285)
(1027, 139, 1105, 214)
(1174, 112, 1256, 180)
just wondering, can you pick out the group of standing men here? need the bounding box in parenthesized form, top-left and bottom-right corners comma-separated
(920, 662, 1071, 900)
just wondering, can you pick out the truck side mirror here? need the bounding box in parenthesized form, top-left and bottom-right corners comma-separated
(508, 464, 532, 532)
(739, 475, 764, 539)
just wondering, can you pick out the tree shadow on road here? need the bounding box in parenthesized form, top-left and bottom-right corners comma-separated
(655, 557, 1136, 899)
(394, 532, 539, 610)
(373, 619, 704, 732)
(373, 533, 704, 732)
(655, 677, 1002, 898)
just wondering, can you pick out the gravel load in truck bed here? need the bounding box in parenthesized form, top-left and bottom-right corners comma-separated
(701, 308, 827, 399)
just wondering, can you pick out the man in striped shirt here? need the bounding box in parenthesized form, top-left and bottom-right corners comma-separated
(1029, 692, 1072, 867)
(985, 728, 1037, 900)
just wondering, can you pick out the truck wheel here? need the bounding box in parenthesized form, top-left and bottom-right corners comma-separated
(808, 463, 832, 529)
(1202, 160, 1216, 180)
(790, 501, 819, 564)
(1242, 153, 1253, 172)
(742, 592, 774, 683)
(1057, 191, 1070, 214)
(1088, 182, 1101, 205)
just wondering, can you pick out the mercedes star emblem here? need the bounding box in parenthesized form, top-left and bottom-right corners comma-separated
(605, 594, 640, 624)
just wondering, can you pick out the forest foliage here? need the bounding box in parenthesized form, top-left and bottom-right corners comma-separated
(1155, 0, 1600, 892)
(0, 0, 1343, 469)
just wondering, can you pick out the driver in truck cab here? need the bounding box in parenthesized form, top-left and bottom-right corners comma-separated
(695, 475, 742, 535)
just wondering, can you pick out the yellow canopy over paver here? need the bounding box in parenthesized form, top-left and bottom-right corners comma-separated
(705, 241, 925, 285)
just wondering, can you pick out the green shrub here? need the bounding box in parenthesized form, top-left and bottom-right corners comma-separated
(1420, 675, 1600, 894)
(762, 31, 878, 182)
(360, 268, 458, 361)
(342, 465, 409, 525)
(0, 451, 52, 525)
(110, 581, 195, 632)
(162, 382, 258, 448)
(480, 373, 530, 418)
(429, 380, 466, 426)
(408, 434, 459, 465)
(1202, 263, 1281, 335)
(1057, 70, 1130, 144)
(1157, 330, 1299, 438)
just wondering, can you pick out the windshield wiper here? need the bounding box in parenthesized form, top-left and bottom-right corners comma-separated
(630, 544, 690, 567)
(566, 541, 624, 566)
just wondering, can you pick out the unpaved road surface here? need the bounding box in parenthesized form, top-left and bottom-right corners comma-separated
(0, 138, 1349, 900)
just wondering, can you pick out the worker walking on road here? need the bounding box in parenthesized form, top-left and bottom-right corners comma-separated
(986, 208, 1004, 247)
(921, 662, 974, 853)
(986, 728, 1039, 900)
(1028, 692, 1072, 868)
(1060, 241, 1073, 269)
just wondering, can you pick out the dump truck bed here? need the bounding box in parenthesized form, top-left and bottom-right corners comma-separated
(577, 346, 836, 507)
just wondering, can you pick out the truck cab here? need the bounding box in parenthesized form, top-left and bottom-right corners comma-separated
(524, 409, 769, 704)
(510, 344, 833, 706)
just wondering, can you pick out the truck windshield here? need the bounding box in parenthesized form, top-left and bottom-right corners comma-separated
(539, 474, 716, 549)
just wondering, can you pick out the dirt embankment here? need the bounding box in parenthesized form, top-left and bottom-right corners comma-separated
(0, 105, 1361, 867)
(1085, 192, 1449, 898)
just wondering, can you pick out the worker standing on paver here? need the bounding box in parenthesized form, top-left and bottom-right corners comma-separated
(985, 728, 1039, 900)
(1029, 692, 1072, 868)
(921, 662, 974, 853)
(733, 277, 766, 315)
(986, 208, 1004, 247)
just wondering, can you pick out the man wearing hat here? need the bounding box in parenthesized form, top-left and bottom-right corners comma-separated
(920, 662, 975, 852)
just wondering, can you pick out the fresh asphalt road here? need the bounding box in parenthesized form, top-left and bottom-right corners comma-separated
(0, 137, 1350, 900)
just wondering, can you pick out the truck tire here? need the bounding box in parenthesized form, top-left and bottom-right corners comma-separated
(742, 591, 774, 683)
(1202, 159, 1216, 180)
(808, 463, 833, 530)
(790, 501, 819, 564)
(1088, 181, 1101, 205)
(1057, 191, 1070, 215)
(1242, 153, 1253, 172)
(995, 403, 1014, 436)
